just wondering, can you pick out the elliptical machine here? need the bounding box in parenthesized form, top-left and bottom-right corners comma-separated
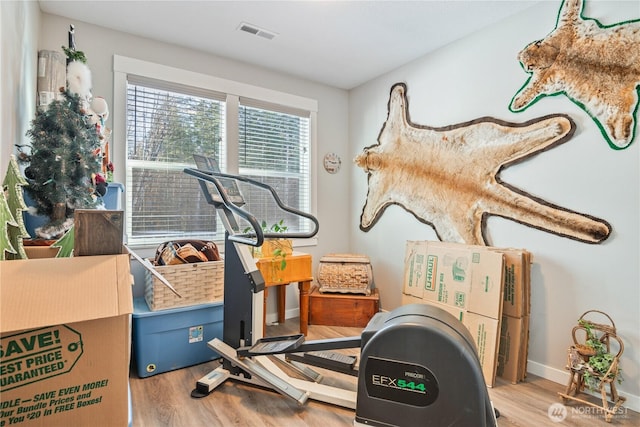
(184, 166, 497, 426)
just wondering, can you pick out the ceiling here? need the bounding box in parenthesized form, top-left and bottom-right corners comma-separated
(38, 1, 540, 90)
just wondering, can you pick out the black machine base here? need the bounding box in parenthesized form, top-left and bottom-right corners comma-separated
(354, 304, 497, 427)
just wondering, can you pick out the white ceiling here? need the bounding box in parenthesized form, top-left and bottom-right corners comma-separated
(38, 1, 540, 90)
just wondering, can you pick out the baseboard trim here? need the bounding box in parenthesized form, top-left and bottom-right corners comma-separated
(527, 360, 639, 413)
(266, 308, 300, 325)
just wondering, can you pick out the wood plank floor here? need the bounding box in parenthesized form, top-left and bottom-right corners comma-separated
(129, 318, 639, 426)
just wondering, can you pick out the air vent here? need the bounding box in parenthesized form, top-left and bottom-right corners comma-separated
(237, 22, 277, 40)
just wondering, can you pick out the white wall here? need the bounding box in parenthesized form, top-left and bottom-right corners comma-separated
(349, 1, 639, 409)
(0, 1, 39, 178)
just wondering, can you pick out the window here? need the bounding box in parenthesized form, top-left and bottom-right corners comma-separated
(125, 77, 225, 244)
(236, 99, 311, 236)
(114, 56, 317, 247)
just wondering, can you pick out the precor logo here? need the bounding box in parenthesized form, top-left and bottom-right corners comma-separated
(548, 403, 568, 422)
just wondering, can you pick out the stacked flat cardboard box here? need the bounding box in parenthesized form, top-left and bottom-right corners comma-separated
(402, 241, 530, 387)
(494, 249, 531, 384)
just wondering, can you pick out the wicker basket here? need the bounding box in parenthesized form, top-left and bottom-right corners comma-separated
(144, 259, 224, 311)
(317, 253, 373, 295)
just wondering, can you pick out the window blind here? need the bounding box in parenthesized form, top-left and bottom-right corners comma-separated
(125, 80, 226, 245)
(236, 99, 311, 234)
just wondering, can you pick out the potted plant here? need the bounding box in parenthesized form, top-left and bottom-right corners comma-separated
(576, 318, 623, 391)
(245, 220, 292, 269)
(245, 220, 291, 283)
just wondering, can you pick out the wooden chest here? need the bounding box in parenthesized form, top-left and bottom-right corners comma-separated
(308, 287, 379, 328)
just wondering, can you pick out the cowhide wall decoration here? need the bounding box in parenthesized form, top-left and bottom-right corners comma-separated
(509, 0, 640, 150)
(355, 83, 612, 246)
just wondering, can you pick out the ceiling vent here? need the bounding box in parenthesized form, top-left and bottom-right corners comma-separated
(237, 22, 277, 40)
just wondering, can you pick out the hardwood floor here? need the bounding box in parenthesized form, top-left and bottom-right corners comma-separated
(129, 318, 638, 426)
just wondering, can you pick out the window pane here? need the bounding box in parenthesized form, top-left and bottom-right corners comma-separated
(238, 104, 311, 234)
(126, 83, 226, 244)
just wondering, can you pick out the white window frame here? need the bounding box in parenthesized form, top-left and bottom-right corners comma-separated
(112, 55, 318, 248)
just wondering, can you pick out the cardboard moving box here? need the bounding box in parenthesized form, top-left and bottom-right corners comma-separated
(497, 314, 529, 384)
(1, 254, 133, 427)
(491, 249, 532, 318)
(403, 241, 505, 319)
(403, 241, 531, 387)
(403, 240, 508, 387)
(401, 295, 501, 387)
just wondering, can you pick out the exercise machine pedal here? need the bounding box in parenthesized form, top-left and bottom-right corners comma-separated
(237, 334, 305, 357)
(282, 358, 324, 382)
(287, 351, 358, 377)
(210, 338, 310, 405)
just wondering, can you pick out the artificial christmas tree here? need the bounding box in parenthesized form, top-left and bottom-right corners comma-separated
(18, 26, 104, 239)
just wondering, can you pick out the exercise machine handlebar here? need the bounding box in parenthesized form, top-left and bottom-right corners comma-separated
(184, 168, 319, 247)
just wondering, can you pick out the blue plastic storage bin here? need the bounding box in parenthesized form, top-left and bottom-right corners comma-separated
(132, 298, 223, 377)
(102, 182, 124, 210)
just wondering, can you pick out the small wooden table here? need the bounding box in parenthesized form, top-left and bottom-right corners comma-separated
(255, 252, 313, 335)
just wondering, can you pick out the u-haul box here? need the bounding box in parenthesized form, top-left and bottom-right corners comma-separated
(404, 241, 505, 319)
(403, 241, 429, 298)
(401, 297, 500, 387)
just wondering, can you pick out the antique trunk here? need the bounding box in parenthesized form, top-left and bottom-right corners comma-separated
(308, 287, 379, 328)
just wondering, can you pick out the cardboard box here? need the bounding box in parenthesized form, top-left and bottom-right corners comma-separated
(0, 254, 133, 427)
(132, 298, 223, 377)
(496, 315, 526, 384)
(402, 241, 535, 387)
(23, 246, 60, 259)
(403, 241, 504, 319)
(463, 312, 500, 387)
(524, 252, 532, 317)
(401, 296, 499, 386)
(491, 248, 531, 318)
(519, 315, 530, 381)
(466, 251, 504, 320)
(403, 241, 509, 387)
(403, 241, 429, 298)
(422, 244, 472, 309)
